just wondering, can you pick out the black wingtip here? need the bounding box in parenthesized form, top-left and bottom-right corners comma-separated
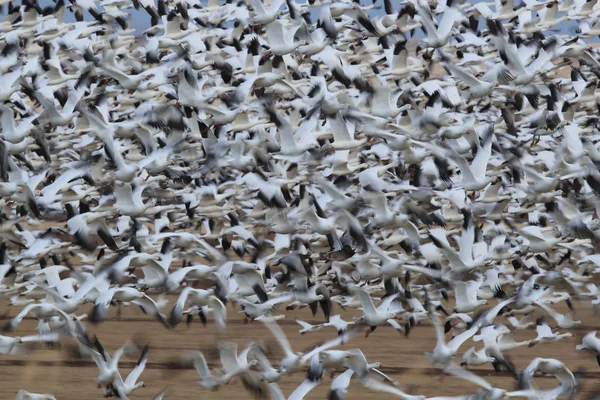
(138, 344, 150, 365)
(252, 284, 269, 303)
(492, 284, 507, 299)
(444, 320, 453, 334)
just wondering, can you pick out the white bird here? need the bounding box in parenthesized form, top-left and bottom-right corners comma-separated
(416, 0, 461, 50)
(15, 390, 56, 400)
(576, 331, 600, 366)
(425, 305, 478, 366)
(353, 288, 406, 336)
(169, 287, 226, 330)
(288, 354, 323, 400)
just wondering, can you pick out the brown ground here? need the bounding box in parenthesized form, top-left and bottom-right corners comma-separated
(2, 296, 600, 400)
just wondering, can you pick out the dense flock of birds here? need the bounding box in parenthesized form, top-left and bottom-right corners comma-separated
(5, 0, 600, 398)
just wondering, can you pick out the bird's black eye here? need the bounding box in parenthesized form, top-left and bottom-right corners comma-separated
(533, 284, 540, 290)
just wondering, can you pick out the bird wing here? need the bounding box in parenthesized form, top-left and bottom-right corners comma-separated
(266, 382, 285, 400)
(331, 368, 354, 391)
(265, 21, 287, 47)
(169, 287, 193, 326)
(92, 288, 117, 321)
(428, 305, 447, 349)
(289, 378, 321, 400)
(453, 281, 470, 308)
(100, 63, 138, 86)
(330, 112, 354, 142)
(378, 293, 399, 313)
(268, 0, 285, 13)
(193, 351, 213, 379)
(386, 318, 405, 333)
(300, 329, 358, 364)
(417, 8, 439, 40)
(445, 364, 493, 390)
(355, 288, 378, 316)
(438, 2, 460, 37)
(249, 0, 267, 15)
(536, 321, 553, 338)
(63, 86, 85, 115)
(471, 126, 494, 180)
(141, 259, 168, 282)
(219, 342, 241, 371)
(208, 296, 227, 332)
(526, 48, 553, 74)
(167, 266, 197, 286)
(445, 62, 482, 88)
(234, 270, 266, 296)
(262, 318, 295, 358)
(447, 326, 478, 352)
(125, 345, 149, 387)
(447, 150, 477, 184)
(472, 2, 494, 18)
(361, 377, 419, 400)
(458, 212, 475, 264)
(466, 281, 483, 304)
(132, 295, 166, 325)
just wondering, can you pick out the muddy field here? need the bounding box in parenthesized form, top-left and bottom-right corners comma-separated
(2, 296, 600, 400)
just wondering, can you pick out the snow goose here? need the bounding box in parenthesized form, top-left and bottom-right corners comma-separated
(444, 365, 524, 400)
(0, 69, 21, 102)
(452, 280, 487, 313)
(288, 354, 323, 400)
(459, 346, 496, 367)
(76, 337, 131, 387)
(369, 84, 412, 118)
(90, 287, 168, 326)
(110, 345, 149, 398)
(0, 105, 37, 145)
(446, 124, 495, 192)
(265, 20, 307, 56)
(326, 112, 367, 151)
(520, 358, 576, 397)
(168, 287, 226, 330)
(382, 40, 425, 78)
(529, 318, 572, 346)
(22, 84, 84, 127)
(360, 378, 426, 400)
(191, 350, 255, 391)
(352, 287, 407, 336)
(328, 369, 354, 400)
(113, 181, 170, 217)
(344, 4, 399, 37)
(425, 303, 478, 366)
(0, 332, 61, 355)
(532, 300, 581, 328)
(15, 390, 56, 400)
(576, 331, 600, 366)
(415, 0, 461, 51)
(249, 344, 282, 383)
(261, 317, 357, 373)
(3, 302, 75, 332)
(438, 51, 497, 98)
(249, 0, 284, 25)
(217, 342, 262, 392)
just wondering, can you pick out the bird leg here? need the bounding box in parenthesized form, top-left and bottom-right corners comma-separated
(365, 326, 377, 338)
